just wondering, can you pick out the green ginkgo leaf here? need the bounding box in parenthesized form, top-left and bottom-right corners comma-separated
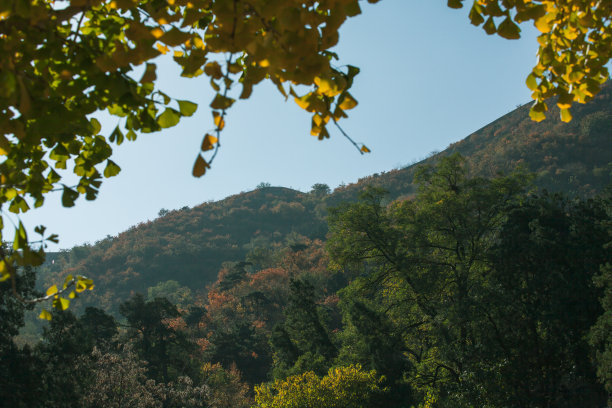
(178, 100, 198, 116)
(157, 108, 181, 128)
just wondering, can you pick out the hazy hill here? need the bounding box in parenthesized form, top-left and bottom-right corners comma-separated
(36, 82, 612, 314)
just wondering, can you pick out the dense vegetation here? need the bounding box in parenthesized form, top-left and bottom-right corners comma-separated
(3, 153, 611, 407)
(3, 83, 612, 406)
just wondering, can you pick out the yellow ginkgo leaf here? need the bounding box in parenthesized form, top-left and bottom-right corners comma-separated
(360, 145, 371, 153)
(151, 28, 164, 39)
(156, 43, 170, 55)
(39, 309, 52, 320)
(339, 93, 358, 110)
(560, 108, 572, 122)
(529, 108, 546, 122)
(46, 284, 58, 297)
(213, 112, 225, 130)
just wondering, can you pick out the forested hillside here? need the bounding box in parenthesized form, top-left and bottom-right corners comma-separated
(34, 82, 612, 316)
(9, 154, 611, 408)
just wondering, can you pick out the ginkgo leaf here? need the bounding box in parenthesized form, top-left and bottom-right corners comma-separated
(39, 309, 52, 320)
(204, 62, 223, 79)
(483, 17, 496, 34)
(160, 27, 191, 46)
(103, 160, 121, 178)
(156, 42, 170, 55)
(213, 112, 225, 130)
(151, 27, 164, 39)
(0, 260, 8, 282)
(201, 133, 218, 151)
(525, 74, 538, 91)
(193, 154, 210, 177)
(53, 297, 70, 311)
(210, 94, 235, 110)
(294, 94, 312, 110)
(360, 145, 371, 153)
(497, 17, 521, 40)
(157, 108, 181, 128)
(529, 108, 546, 122)
(61, 186, 79, 207)
(560, 108, 573, 122)
(178, 100, 198, 116)
(46, 284, 58, 297)
(90, 118, 102, 135)
(140, 63, 157, 83)
(339, 93, 358, 110)
(63, 274, 74, 289)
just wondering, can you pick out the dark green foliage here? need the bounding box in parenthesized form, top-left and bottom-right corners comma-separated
(79, 307, 118, 351)
(336, 298, 414, 406)
(206, 320, 272, 385)
(271, 279, 337, 378)
(36, 310, 89, 408)
(120, 294, 195, 382)
(0, 266, 43, 408)
(328, 155, 610, 407)
(479, 193, 608, 407)
(590, 189, 612, 405)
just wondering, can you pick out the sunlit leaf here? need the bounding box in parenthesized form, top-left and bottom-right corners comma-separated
(339, 93, 358, 110)
(46, 285, 58, 297)
(157, 108, 181, 128)
(213, 112, 225, 130)
(104, 160, 121, 178)
(53, 297, 70, 311)
(201, 133, 218, 151)
(39, 309, 52, 320)
(560, 108, 572, 122)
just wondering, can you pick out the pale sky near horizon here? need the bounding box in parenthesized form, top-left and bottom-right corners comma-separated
(11, 0, 544, 250)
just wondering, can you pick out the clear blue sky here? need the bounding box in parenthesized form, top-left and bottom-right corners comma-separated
(15, 0, 542, 250)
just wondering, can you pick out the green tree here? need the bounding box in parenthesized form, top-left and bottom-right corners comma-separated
(120, 294, 195, 382)
(270, 278, 337, 378)
(0, 265, 43, 407)
(590, 188, 612, 405)
(328, 155, 610, 407)
(479, 192, 608, 407)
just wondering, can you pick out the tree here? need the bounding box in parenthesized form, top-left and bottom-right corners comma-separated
(0, 0, 609, 314)
(254, 364, 386, 408)
(328, 155, 610, 407)
(119, 294, 195, 382)
(0, 264, 44, 408)
(270, 278, 337, 378)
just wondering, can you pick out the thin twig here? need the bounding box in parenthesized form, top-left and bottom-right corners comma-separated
(332, 117, 364, 155)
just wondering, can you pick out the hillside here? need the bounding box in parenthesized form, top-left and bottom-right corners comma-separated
(36, 82, 612, 315)
(332, 81, 612, 202)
